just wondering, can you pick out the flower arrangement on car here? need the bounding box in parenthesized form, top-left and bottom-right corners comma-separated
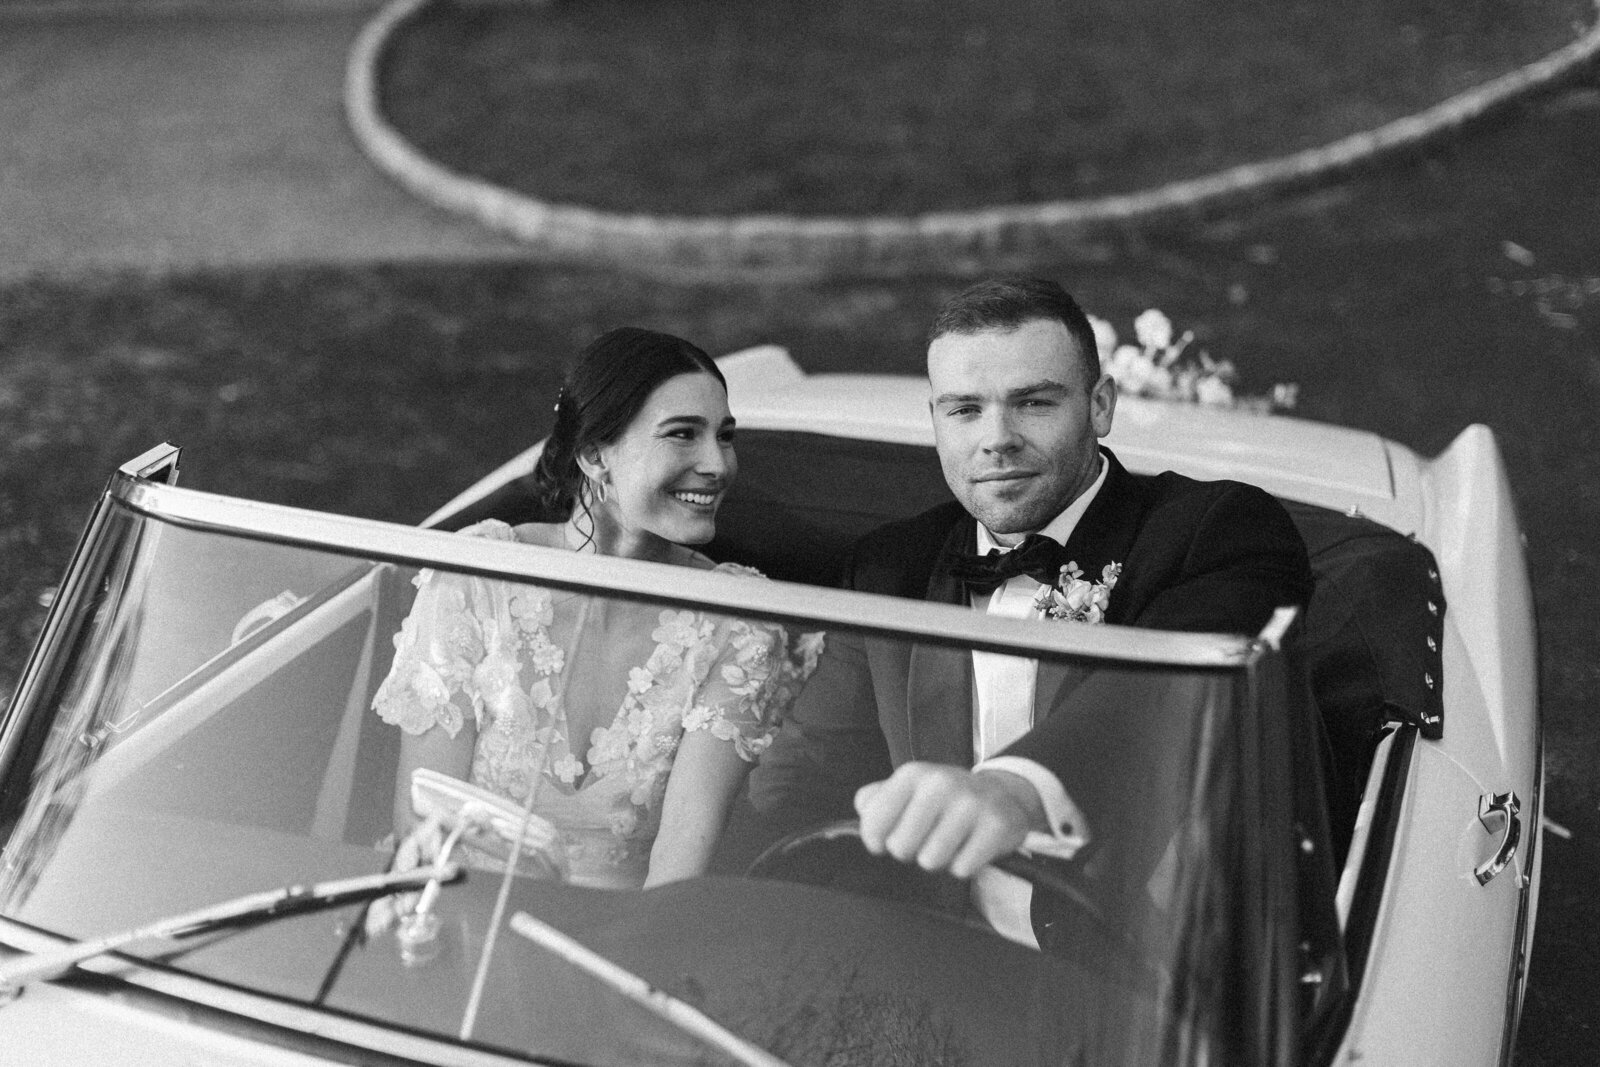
(1091, 309, 1299, 413)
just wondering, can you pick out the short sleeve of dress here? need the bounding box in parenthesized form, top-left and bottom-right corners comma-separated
(679, 564, 824, 762)
(370, 519, 514, 737)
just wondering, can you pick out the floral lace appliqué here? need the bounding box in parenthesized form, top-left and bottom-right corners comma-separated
(371, 537, 820, 857)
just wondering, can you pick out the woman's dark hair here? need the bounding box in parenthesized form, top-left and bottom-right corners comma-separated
(528, 327, 725, 523)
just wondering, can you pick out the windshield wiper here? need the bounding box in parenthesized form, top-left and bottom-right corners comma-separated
(510, 910, 795, 1067)
(0, 863, 463, 994)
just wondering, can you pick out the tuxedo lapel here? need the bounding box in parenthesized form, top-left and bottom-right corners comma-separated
(1033, 449, 1145, 716)
(907, 516, 976, 765)
(1059, 449, 1146, 626)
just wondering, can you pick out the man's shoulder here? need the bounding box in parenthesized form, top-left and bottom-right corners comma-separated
(1126, 465, 1291, 524)
(856, 499, 969, 557)
(847, 500, 969, 594)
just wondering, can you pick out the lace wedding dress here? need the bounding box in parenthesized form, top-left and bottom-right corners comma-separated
(372, 520, 821, 889)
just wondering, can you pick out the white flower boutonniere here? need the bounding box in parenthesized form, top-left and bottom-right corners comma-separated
(1032, 562, 1123, 624)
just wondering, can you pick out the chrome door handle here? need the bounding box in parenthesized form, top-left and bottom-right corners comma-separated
(1474, 791, 1522, 886)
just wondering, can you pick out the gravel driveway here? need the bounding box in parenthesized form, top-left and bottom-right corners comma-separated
(0, 1, 528, 281)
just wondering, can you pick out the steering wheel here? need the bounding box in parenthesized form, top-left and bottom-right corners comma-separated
(745, 819, 1146, 967)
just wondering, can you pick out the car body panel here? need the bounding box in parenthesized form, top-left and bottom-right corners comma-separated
(1340, 740, 1534, 1065)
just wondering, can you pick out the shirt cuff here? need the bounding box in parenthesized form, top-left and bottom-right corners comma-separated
(974, 756, 1090, 860)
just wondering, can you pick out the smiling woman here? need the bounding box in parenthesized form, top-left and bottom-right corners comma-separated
(373, 326, 813, 892)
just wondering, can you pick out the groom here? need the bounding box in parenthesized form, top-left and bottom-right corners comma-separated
(748, 275, 1313, 948)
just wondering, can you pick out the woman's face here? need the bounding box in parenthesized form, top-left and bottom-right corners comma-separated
(593, 371, 737, 554)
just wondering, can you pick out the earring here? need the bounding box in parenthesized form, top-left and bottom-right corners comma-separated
(588, 477, 608, 505)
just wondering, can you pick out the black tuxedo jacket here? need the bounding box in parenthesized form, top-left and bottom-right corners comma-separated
(748, 448, 1313, 939)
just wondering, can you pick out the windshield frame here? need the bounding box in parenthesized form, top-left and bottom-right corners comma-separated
(0, 463, 1314, 1067)
(114, 475, 1259, 668)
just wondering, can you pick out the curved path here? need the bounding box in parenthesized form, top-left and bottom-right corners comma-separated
(346, 0, 1600, 279)
(0, 0, 530, 283)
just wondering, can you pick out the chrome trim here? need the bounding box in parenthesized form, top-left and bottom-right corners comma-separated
(1474, 791, 1523, 887)
(1253, 605, 1299, 651)
(1304, 725, 1417, 1065)
(116, 480, 1256, 669)
(0, 918, 532, 1067)
(116, 442, 181, 484)
(0, 493, 126, 799)
(1500, 741, 1543, 1067)
(1334, 728, 1400, 928)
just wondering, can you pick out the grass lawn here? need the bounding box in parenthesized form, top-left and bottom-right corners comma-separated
(378, 0, 1594, 214)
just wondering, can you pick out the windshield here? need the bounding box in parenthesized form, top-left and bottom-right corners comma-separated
(0, 483, 1318, 1067)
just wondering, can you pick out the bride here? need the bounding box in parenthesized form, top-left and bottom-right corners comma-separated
(371, 328, 819, 890)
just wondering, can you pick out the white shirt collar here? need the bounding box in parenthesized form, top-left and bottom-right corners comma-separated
(976, 451, 1109, 554)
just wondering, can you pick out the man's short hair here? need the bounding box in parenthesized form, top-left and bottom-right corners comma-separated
(928, 276, 1101, 385)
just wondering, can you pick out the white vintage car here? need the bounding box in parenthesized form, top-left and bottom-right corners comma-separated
(0, 346, 1539, 1066)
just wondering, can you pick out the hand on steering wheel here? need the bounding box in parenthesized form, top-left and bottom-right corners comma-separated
(742, 819, 1145, 966)
(747, 818, 1095, 908)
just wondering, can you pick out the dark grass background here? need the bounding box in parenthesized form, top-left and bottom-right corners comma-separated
(0, 2, 1597, 1060)
(378, 0, 1595, 213)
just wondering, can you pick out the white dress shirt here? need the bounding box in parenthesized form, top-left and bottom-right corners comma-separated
(969, 454, 1108, 947)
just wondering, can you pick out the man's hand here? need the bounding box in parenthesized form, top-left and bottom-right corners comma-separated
(854, 763, 1047, 879)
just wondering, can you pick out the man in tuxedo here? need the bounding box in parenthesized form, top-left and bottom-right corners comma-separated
(748, 275, 1313, 948)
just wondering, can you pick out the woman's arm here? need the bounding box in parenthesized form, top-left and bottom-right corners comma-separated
(392, 719, 477, 835)
(644, 729, 751, 887)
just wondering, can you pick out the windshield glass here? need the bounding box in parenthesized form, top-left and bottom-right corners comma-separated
(0, 490, 1303, 1067)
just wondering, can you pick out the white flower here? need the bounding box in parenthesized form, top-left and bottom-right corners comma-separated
(794, 630, 826, 663)
(625, 705, 652, 737)
(1107, 344, 1164, 395)
(1033, 560, 1121, 623)
(721, 662, 768, 696)
(508, 590, 552, 630)
(652, 610, 700, 648)
(1087, 314, 1118, 361)
(682, 705, 714, 732)
(1196, 375, 1235, 406)
(635, 732, 660, 761)
(627, 666, 653, 695)
(1134, 308, 1174, 351)
(528, 636, 564, 675)
(1096, 309, 1297, 413)
(737, 731, 774, 761)
(551, 753, 583, 784)
(608, 806, 639, 838)
(1063, 578, 1093, 613)
(589, 725, 628, 764)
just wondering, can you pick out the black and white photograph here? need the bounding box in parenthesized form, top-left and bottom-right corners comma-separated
(0, 0, 1596, 1062)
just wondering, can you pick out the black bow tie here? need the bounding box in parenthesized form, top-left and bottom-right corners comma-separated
(948, 533, 1069, 594)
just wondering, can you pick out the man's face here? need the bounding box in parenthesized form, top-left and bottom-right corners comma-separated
(927, 318, 1116, 542)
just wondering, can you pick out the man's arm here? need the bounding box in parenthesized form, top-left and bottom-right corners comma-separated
(747, 629, 893, 838)
(858, 482, 1312, 879)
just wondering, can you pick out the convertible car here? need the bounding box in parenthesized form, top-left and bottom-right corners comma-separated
(0, 346, 1539, 1066)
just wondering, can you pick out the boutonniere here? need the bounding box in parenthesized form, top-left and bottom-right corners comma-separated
(1032, 562, 1122, 623)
